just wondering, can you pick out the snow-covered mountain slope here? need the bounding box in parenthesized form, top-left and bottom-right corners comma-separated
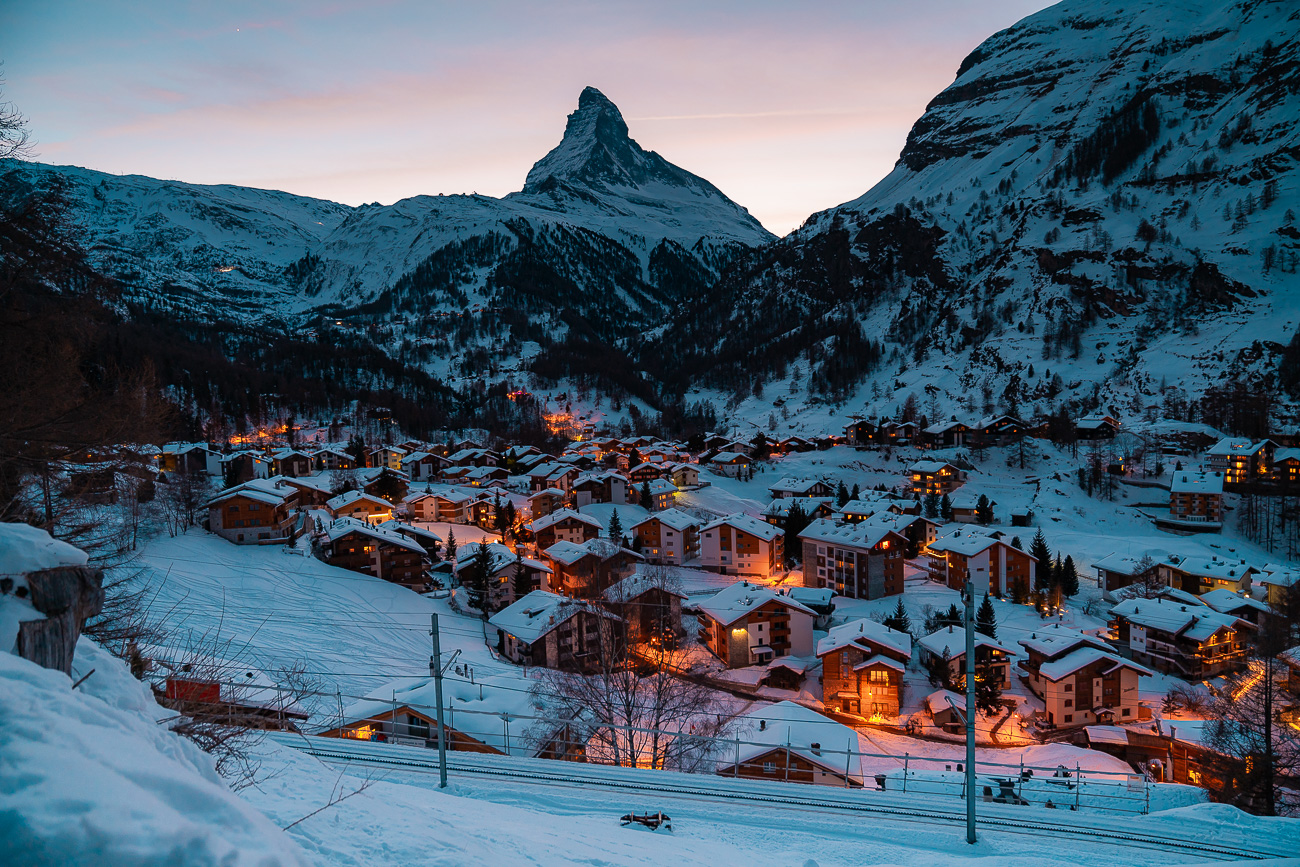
(12, 87, 770, 343)
(654, 0, 1300, 426)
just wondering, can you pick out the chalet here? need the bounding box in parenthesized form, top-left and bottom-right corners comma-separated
(669, 463, 700, 488)
(761, 655, 820, 691)
(400, 451, 446, 482)
(527, 488, 567, 520)
(377, 520, 442, 560)
(219, 451, 272, 485)
(312, 447, 356, 471)
(321, 673, 559, 755)
(833, 494, 911, 523)
(319, 517, 428, 589)
(628, 462, 667, 484)
(205, 486, 297, 544)
(784, 586, 835, 629)
(949, 490, 995, 524)
(403, 487, 478, 523)
(844, 419, 876, 448)
(630, 509, 701, 565)
(1075, 415, 1120, 441)
(446, 447, 499, 468)
(158, 442, 222, 477)
(603, 567, 687, 647)
(906, 460, 966, 495)
(454, 541, 552, 611)
(768, 477, 833, 500)
(1158, 554, 1258, 595)
(699, 514, 784, 578)
(1273, 448, 1300, 485)
(923, 527, 1036, 596)
(571, 471, 628, 507)
(762, 497, 834, 526)
(359, 466, 410, 503)
(530, 462, 580, 493)
(368, 445, 408, 472)
(798, 518, 906, 600)
(856, 511, 937, 557)
(780, 436, 816, 453)
(1108, 597, 1247, 678)
(1166, 471, 1224, 529)
(918, 626, 1014, 689)
(718, 701, 862, 788)
(922, 420, 968, 449)
(67, 466, 118, 504)
(530, 508, 602, 549)
(270, 448, 313, 478)
(325, 490, 394, 524)
(639, 478, 678, 510)
(925, 689, 966, 734)
(816, 619, 912, 718)
(1017, 625, 1152, 728)
(460, 465, 508, 488)
(1206, 438, 1274, 485)
(970, 415, 1025, 447)
(878, 421, 917, 443)
(695, 581, 815, 667)
(708, 451, 752, 478)
(1198, 588, 1270, 629)
(1259, 565, 1300, 607)
(1092, 552, 1160, 597)
(489, 590, 622, 671)
(542, 538, 643, 599)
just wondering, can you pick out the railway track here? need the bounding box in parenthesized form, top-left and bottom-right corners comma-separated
(277, 736, 1285, 862)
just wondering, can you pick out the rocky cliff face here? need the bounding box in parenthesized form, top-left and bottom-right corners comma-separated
(653, 0, 1300, 427)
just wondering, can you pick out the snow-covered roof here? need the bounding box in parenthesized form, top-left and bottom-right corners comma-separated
(907, 460, 958, 474)
(1206, 437, 1263, 456)
(798, 518, 900, 551)
(926, 526, 1002, 557)
(645, 478, 677, 495)
(816, 617, 912, 659)
(769, 477, 829, 496)
(709, 451, 751, 465)
(455, 542, 550, 576)
(603, 567, 687, 604)
(629, 508, 699, 532)
(530, 508, 602, 532)
(701, 513, 782, 541)
(1198, 588, 1268, 616)
(543, 538, 636, 566)
(0, 523, 89, 574)
(1109, 597, 1238, 641)
(1038, 646, 1152, 682)
(1170, 472, 1224, 495)
(696, 581, 816, 626)
(925, 689, 965, 715)
(376, 520, 441, 546)
(1017, 624, 1109, 659)
(763, 497, 832, 519)
(529, 487, 567, 500)
(918, 626, 1011, 659)
(949, 491, 993, 511)
(1092, 552, 1156, 576)
(488, 590, 619, 644)
(1084, 725, 1131, 746)
(1163, 555, 1257, 581)
(784, 586, 835, 609)
(203, 485, 292, 510)
(728, 701, 861, 781)
(1259, 566, 1300, 589)
(322, 517, 427, 555)
(1274, 447, 1300, 465)
(1076, 416, 1119, 430)
(326, 490, 393, 512)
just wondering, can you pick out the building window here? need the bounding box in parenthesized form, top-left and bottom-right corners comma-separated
(840, 651, 849, 666)
(869, 669, 889, 684)
(1064, 714, 1072, 723)
(1122, 708, 1131, 717)
(1064, 699, 1073, 708)
(763, 761, 776, 774)
(1064, 683, 1072, 693)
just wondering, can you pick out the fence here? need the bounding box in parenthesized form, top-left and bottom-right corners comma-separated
(287, 687, 1164, 815)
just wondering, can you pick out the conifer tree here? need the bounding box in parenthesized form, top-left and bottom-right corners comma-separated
(608, 508, 624, 544)
(924, 493, 940, 519)
(512, 551, 531, 601)
(639, 481, 653, 509)
(835, 481, 850, 507)
(445, 527, 458, 562)
(850, 483, 861, 501)
(884, 598, 912, 636)
(1030, 529, 1052, 591)
(1010, 536, 1023, 551)
(940, 493, 953, 522)
(1060, 555, 1080, 597)
(975, 494, 994, 525)
(976, 593, 998, 640)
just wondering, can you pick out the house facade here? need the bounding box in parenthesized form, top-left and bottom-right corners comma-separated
(906, 460, 966, 495)
(699, 514, 784, 578)
(816, 619, 912, 719)
(320, 519, 428, 588)
(695, 581, 815, 668)
(489, 590, 622, 671)
(923, 528, 1037, 596)
(799, 519, 906, 600)
(630, 509, 701, 565)
(1018, 626, 1152, 728)
(1108, 597, 1247, 678)
(206, 488, 297, 544)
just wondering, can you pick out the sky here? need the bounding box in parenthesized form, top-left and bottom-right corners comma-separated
(0, 1, 1057, 235)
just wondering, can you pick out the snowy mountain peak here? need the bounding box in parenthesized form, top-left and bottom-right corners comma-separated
(522, 86, 712, 199)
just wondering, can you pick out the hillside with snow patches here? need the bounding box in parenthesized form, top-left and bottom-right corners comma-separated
(653, 0, 1300, 430)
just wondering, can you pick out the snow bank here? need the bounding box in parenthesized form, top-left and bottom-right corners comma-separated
(0, 639, 309, 867)
(0, 522, 89, 575)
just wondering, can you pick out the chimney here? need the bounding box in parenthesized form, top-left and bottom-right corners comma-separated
(811, 742, 821, 756)
(759, 719, 766, 731)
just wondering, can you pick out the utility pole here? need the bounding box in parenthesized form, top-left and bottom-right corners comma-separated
(430, 613, 449, 788)
(963, 581, 977, 844)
